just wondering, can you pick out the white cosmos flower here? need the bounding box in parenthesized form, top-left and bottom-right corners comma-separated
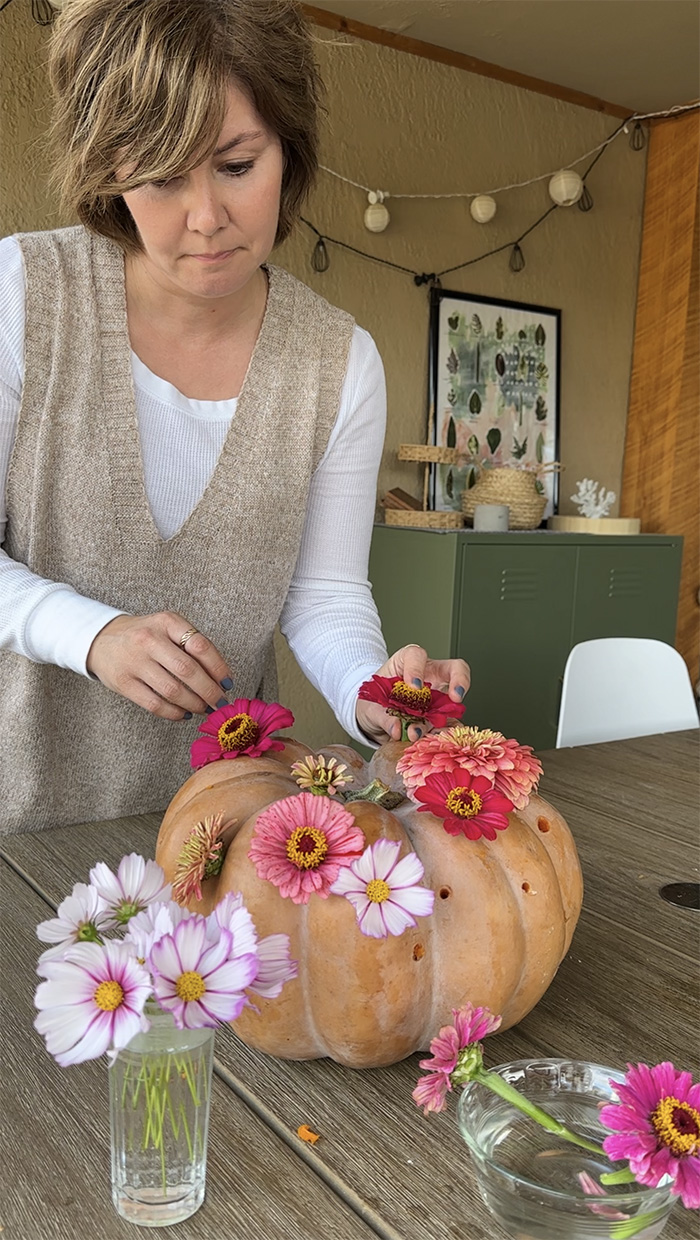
(36, 883, 110, 969)
(330, 838, 435, 938)
(89, 854, 171, 927)
(206, 892, 296, 999)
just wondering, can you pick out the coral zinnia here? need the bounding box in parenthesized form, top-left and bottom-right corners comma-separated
(248, 792, 364, 904)
(190, 698, 294, 769)
(172, 813, 234, 904)
(397, 726, 542, 810)
(330, 838, 434, 938)
(600, 1062, 700, 1209)
(412, 770, 514, 840)
(357, 674, 461, 729)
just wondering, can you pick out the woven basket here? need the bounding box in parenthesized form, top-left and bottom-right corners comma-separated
(461, 468, 546, 530)
(385, 509, 464, 530)
(398, 444, 458, 465)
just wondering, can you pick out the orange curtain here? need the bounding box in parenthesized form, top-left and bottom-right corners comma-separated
(621, 111, 700, 680)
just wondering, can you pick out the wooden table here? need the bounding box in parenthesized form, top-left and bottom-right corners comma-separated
(2, 731, 698, 1240)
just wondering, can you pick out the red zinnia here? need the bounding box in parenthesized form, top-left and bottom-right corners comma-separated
(190, 698, 294, 769)
(357, 674, 461, 728)
(412, 770, 514, 840)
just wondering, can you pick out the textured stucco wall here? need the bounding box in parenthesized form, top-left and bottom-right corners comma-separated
(0, 8, 646, 750)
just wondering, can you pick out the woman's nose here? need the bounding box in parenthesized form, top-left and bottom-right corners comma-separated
(185, 182, 229, 235)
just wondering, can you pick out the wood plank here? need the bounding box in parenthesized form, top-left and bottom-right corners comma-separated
(0, 863, 381, 1240)
(302, 5, 631, 118)
(2, 734, 696, 1240)
(621, 111, 700, 677)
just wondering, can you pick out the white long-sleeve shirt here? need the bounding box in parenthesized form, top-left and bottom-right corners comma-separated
(0, 235, 388, 741)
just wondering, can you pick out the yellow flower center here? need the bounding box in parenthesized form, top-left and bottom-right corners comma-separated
(389, 681, 432, 711)
(217, 713, 260, 752)
(366, 878, 391, 903)
(651, 1096, 700, 1157)
(446, 787, 483, 818)
(94, 980, 124, 1011)
(175, 971, 207, 1002)
(286, 826, 328, 870)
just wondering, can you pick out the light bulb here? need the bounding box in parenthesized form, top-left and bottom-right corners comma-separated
(470, 195, 497, 224)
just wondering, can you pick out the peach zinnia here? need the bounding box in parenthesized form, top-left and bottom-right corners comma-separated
(397, 726, 542, 810)
(248, 793, 364, 904)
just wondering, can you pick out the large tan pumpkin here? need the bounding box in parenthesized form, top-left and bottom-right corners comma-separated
(155, 739, 583, 1068)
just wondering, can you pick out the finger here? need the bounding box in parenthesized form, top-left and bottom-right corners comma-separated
(161, 616, 232, 708)
(121, 675, 191, 721)
(144, 657, 211, 715)
(396, 644, 428, 689)
(424, 658, 471, 702)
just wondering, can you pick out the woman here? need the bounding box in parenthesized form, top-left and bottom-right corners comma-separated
(0, 0, 469, 834)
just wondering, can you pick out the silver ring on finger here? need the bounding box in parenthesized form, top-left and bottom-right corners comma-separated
(178, 627, 199, 649)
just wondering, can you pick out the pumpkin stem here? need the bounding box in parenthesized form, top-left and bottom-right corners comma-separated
(343, 779, 405, 810)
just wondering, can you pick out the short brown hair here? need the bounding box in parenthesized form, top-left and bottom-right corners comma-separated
(47, 0, 321, 251)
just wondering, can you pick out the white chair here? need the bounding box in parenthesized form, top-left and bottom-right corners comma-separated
(556, 637, 699, 747)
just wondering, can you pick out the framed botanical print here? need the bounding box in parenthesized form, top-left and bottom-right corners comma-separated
(428, 287, 561, 518)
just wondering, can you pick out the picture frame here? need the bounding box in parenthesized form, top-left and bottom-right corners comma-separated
(428, 287, 561, 518)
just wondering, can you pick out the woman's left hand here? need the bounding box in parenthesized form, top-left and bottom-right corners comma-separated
(355, 645, 471, 746)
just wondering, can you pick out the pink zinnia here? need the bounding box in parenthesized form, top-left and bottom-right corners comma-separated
(190, 698, 294, 769)
(397, 726, 542, 810)
(412, 770, 514, 840)
(600, 1062, 700, 1209)
(357, 674, 462, 728)
(413, 1003, 502, 1114)
(248, 792, 364, 904)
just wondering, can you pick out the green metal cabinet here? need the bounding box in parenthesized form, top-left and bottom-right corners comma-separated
(368, 527, 683, 752)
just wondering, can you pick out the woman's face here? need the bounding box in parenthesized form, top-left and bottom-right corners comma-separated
(121, 81, 284, 302)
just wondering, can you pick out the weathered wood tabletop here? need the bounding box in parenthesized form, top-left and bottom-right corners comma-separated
(2, 730, 698, 1240)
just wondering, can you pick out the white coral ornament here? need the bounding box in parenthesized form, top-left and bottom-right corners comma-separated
(571, 479, 616, 519)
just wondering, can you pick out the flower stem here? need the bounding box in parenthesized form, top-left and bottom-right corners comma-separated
(601, 1168, 638, 1186)
(477, 1070, 607, 1156)
(610, 1211, 663, 1240)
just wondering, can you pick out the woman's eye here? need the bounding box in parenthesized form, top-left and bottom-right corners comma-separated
(149, 177, 181, 191)
(221, 161, 254, 178)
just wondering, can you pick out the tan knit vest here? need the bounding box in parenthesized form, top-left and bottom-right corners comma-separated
(0, 226, 354, 834)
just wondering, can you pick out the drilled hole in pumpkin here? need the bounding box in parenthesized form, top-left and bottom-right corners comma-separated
(537, 817, 551, 832)
(412, 943, 425, 961)
(439, 886, 452, 900)
(522, 881, 532, 893)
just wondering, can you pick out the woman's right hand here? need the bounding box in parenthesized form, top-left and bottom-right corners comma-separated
(86, 612, 232, 720)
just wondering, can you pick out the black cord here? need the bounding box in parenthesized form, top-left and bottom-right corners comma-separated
(0, 0, 17, 13)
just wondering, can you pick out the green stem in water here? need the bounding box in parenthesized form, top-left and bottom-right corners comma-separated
(610, 1211, 664, 1240)
(601, 1168, 638, 1186)
(476, 1070, 607, 1157)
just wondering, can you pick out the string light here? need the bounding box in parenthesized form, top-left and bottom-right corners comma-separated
(470, 195, 497, 224)
(318, 100, 698, 213)
(302, 98, 698, 285)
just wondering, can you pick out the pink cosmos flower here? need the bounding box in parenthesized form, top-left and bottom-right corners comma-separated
(36, 882, 110, 967)
(412, 770, 514, 840)
(123, 900, 191, 962)
(190, 698, 294, 769)
(34, 941, 152, 1066)
(600, 1062, 700, 1209)
(207, 892, 297, 999)
(397, 726, 542, 810)
(413, 1003, 502, 1114)
(357, 674, 462, 728)
(248, 792, 364, 904)
(150, 916, 258, 1029)
(89, 854, 171, 928)
(330, 839, 434, 938)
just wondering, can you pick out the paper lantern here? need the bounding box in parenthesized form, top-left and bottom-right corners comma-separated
(548, 170, 584, 207)
(364, 190, 390, 233)
(470, 195, 497, 223)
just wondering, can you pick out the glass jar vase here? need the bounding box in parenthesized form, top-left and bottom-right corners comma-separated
(457, 1058, 676, 1240)
(109, 1002, 214, 1227)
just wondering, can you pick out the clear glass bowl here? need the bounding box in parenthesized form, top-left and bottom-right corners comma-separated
(457, 1058, 676, 1240)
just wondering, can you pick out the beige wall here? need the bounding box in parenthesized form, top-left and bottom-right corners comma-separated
(0, 8, 647, 749)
